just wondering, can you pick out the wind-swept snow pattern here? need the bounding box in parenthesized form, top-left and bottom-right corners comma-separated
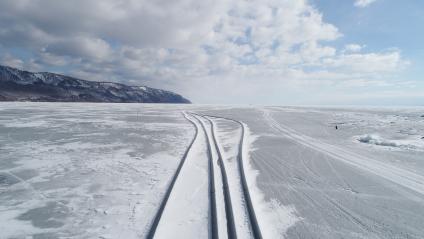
(1, 103, 423, 238)
(253, 106, 424, 238)
(262, 109, 424, 196)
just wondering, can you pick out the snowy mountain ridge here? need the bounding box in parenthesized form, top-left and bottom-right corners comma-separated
(0, 65, 190, 103)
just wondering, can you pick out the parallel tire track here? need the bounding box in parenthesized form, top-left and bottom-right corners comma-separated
(148, 112, 262, 239)
(191, 113, 219, 239)
(204, 114, 263, 239)
(205, 116, 238, 239)
(146, 112, 199, 239)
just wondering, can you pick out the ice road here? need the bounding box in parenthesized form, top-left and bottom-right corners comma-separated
(0, 103, 423, 238)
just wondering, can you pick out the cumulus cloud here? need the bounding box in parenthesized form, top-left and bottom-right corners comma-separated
(354, 0, 377, 8)
(0, 0, 409, 103)
(1, 53, 24, 69)
(323, 50, 409, 73)
(344, 44, 363, 53)
(46, 37, 112, 60)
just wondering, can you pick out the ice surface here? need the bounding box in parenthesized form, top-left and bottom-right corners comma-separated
(154, 114, 209, 238)
(0, 103, 193, 238)
(0, 103, 423, 239)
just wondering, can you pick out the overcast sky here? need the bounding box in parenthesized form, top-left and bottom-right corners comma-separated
(0, 0, 423, 105)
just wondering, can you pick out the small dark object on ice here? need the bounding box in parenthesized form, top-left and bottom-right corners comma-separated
(335, 125, 338, 130)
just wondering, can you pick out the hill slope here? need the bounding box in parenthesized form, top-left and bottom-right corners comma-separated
(0, 65, 190, 103)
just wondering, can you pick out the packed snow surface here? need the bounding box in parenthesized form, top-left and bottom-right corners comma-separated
(1, 103, 423, 239)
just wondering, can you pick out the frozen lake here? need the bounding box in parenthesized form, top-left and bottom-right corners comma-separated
(1, 103, 423, 238)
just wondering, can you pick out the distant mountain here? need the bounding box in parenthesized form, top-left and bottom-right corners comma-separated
(0, 65, 190, 103)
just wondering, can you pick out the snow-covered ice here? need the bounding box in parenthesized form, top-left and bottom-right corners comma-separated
(1, 103, 423, 239)
(0, 103, 193, 238)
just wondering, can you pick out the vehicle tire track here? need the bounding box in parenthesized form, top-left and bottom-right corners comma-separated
(205, 116, 238, 239)
(190, 113, 219, 239)
(204, 114, 263, 239)
(146, 112, 199, 239)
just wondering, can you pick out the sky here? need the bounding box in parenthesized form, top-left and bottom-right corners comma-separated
(0, 0, 423, 105)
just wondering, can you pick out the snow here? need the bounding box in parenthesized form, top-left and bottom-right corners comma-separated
(211, 118, 253, 238)
(34, 73, 46, 82)
(0, 103, 193, 239)
(241, 123, 301, 239)
(262, 108, 424, 196)
(211, 116, 301, 238)
(0, 103, 423, 239)
(196, 116, 228, 239)
(356, 134, 424, 151)
(357, 134, 400, 147)
(154, 114, 209, 238)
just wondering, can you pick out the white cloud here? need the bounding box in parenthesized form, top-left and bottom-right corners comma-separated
(0, 0, 410, 104)
(344, 44, 363, 52)
(354, 0, 377, 8)
(46, 37, 112, 60)
(1, 53, 24, 69)
(323, 50, 409, 73)
(0, 53, 41, 71)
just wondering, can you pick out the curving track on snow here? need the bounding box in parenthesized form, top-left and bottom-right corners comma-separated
(147, 112, 263, 239)
(192, 112, 238, 239)
(204, 114, 263, 239)
(206, 116, 238, 239)
(191, 113, 219, 239)
(146, 112, 199, 239)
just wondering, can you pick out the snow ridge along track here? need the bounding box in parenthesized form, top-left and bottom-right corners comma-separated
(146, 112, 199, 239)
(192, 113, 238, 239)
(204, 114, 263, 239)
(191, 113, 219, 239)
(147, 112, 262, 239)
(206, 116, 238, 239)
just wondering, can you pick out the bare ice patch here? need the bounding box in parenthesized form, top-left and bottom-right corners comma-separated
(17, 201, 69, 229)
